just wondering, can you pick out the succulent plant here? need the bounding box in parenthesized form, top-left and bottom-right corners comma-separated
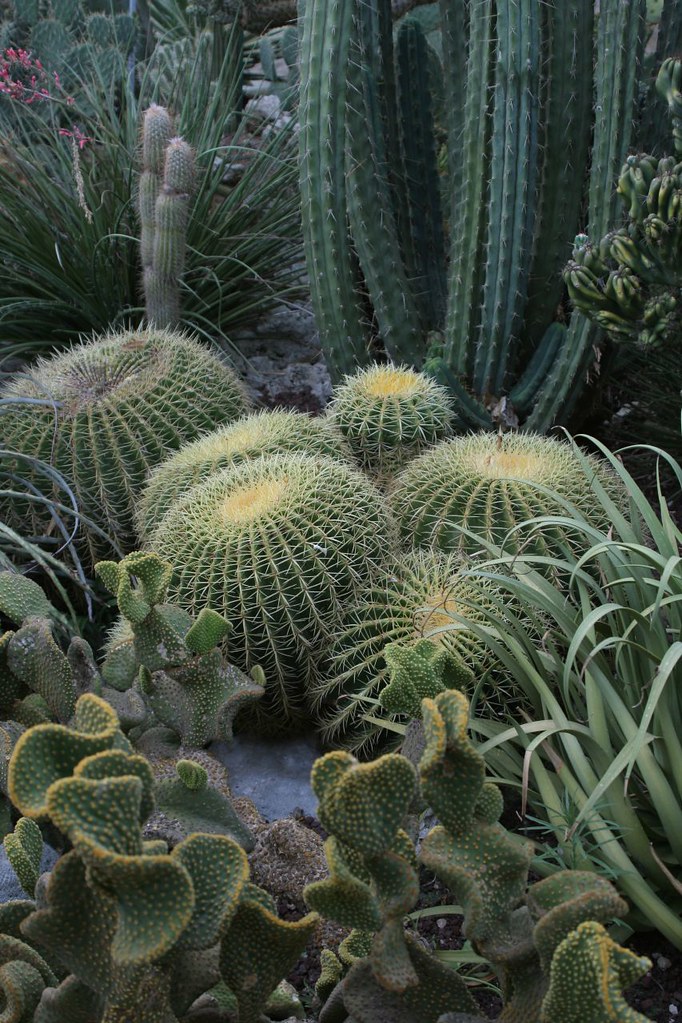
(138, 105, 196, 329)
(1, 693, 318, 1022)
(389, 432, 625, 564)
(304, 676, 655, 1023)
(326, 363, 455, 478)
(310, 549, 521, 757)
(0, 328, 250, 569)
(137, 408, 353, 538)
(148, 452, 397, 733)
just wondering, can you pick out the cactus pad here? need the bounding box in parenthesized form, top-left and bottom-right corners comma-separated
(389, 432, 624, 561)
(327, 363, 454, 476)
(149, 453, 396, 731)
(0, 328, 250, 568)
(137, 408, 352, 536)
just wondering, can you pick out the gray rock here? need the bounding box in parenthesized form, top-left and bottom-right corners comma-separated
(209, 731, 322, 821)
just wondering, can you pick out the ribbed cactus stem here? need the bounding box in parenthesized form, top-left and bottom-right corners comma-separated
(522, 0, 594, 352)
(473, 0, 540, 397)
(146, 137, 195, 329)
(525, 0, 646, 432)
(298, 0, 369, 380)
(139, 105, 172, 275)
(344, 0, 423, 365)
(443, 0, 493, 377)
(656, 58, 682, 158)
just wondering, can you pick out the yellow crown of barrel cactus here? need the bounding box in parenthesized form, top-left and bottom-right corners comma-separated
(148, 453, 397, 732)
(326, 362, 454, 477)
(389, 431, 625, 562)
(310, 550, 522, 757)
(137, 408, 353, 537)
(0, 328, 250, 569)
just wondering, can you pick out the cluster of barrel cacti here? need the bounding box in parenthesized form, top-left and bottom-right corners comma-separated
(298, 0, 666, 432)
(304, 661, 656, 1022)
(565, 58, 682, 350)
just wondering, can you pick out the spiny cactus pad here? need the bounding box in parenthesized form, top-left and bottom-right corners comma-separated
(148, 453, 396, 731)
(3, 818, 43, 898)
(0, 328, 250, 567)
(389, 432, 624, 561)
(541, 921, 652, 1022)
(137, 408, 354, 536)
(327, 363, 454, 476)
(311, 549, 518, 756)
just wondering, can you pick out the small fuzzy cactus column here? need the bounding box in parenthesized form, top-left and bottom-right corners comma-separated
(0, 328, 250, 568)
(138, 104, 195, 328)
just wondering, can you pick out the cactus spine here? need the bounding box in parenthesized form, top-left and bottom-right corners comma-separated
(138, 107, 195, 329)
(299, 0, 647, 431)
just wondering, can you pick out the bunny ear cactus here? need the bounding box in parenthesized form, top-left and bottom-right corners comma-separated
(96, 551, 264, 747)
(1, 694, 318, 1022)
(305, 657, 654, 1023)
(0, 328, 250, 569)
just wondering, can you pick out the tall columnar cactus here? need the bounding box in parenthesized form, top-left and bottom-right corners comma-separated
(138, 106, 196, 329)
(137, 408, 353, 537)
(325, 364, 455, 478)
(388, 432, 626, 564)
(304, 677, 655, 1023)
(0, 694, 318, 1022)
(299, 0, 647, 432)
(147, 453, 397, 732)
(310, 550, 522, 757)
(0, 328, 250, 568)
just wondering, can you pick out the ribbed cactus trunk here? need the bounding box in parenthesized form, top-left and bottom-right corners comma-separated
(299, 0, 647, 430)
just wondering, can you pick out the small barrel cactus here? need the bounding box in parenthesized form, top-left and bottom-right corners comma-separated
(326, 363, 454, 477)
(148, 453, 397, 733)
(310, 550, 522, 757)
(0, 328, 250, 568)
(137, 409, 353, 537)
(389, 431, 625, 562)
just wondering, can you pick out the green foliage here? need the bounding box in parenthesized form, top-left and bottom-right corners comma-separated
(0, 27, 303, 362)
(0, 693, 318, 1022)
(388, 432, 626, 563)
(137, 409, 353, 538)
(299, 0, 647, 432)
(325, 364, 455, 478)
(3, 818, 43, 898)
(310, 549, 522, 758)
(431, 438, 682, 948)
(0, 327, 250, 569)
(148, 453, 397, 733)
(305, 685, 655, 1022)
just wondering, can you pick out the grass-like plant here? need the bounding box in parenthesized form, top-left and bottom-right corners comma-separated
(0, 24, 302, 362)
(425, 436, 682, 949)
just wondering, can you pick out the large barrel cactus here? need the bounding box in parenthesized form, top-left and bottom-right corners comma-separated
(137, 409, 353, 537)
(0, 328, 250, 568)
(389, 432, 625, 562)
(310, 549, 522, 757)
(148, 453, 397, 732)
(325, 363, 455, 477)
